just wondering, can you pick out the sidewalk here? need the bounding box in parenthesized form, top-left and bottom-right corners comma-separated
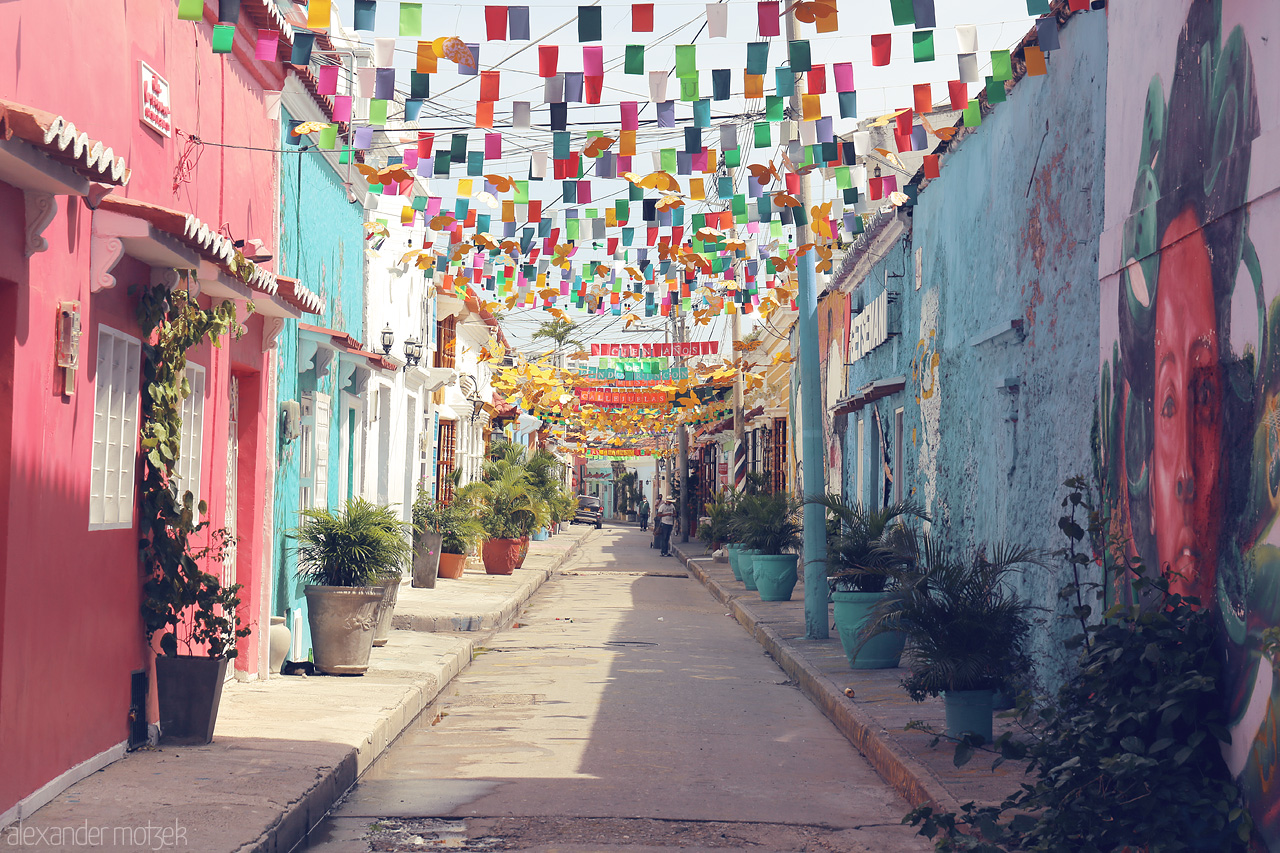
(0, 528, 592, 853)
(672, 541, 1027, 819)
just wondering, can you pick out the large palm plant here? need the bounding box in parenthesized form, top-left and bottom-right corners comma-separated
(458, 465, 547, 539)
(733, 492, 804, 555)
(861, 534, 1040, 699)
(811, 495, 929, 592)
(294, 498, 413, 587)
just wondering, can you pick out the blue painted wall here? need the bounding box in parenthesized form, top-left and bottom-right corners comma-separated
(271, 106, 367, 656)
(841, 11, 1108, 688)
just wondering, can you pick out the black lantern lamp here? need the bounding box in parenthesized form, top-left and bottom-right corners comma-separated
(380, 324, 395, 354)
(403, 336, 423, 369)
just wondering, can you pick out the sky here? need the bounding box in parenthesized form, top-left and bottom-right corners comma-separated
(320, 0, 1041, 351)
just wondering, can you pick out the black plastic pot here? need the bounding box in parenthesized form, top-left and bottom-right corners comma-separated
(155, 655, 229, 745)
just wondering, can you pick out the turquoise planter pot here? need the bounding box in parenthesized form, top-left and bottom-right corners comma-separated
(943, 689, 995, 742)
(725, 545, 744, 582)
(740, 550, 759, 591)
(831, 590, 906, 669)
(752, 554, 799, 601)
(531, 528, 549, 541)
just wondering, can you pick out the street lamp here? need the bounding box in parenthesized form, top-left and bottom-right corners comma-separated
(380, 324, 395, 354)
(403, 336, 422, 369)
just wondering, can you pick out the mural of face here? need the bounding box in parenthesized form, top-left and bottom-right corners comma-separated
(1151, 206, 1223, 603)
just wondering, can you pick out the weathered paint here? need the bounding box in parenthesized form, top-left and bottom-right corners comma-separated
(841, 9, 1108, 686)
(0, 0, 288, 819)
(270, 103, 367, 660)
(1097, 0, 1280, 840)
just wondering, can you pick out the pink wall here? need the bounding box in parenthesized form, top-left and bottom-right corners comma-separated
(0, 0, 288, 815)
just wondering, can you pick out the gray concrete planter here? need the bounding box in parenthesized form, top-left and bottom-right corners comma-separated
(412, 532, 443, 588)
(304, 585, 384, 675)
(155, 654, 229, 744)
(372, 575, 402, 647)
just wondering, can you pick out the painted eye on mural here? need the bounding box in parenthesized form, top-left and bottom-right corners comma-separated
(1161, 394, 1176, 419)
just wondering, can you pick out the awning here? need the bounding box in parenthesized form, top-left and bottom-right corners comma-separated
(92, 196, 304, 317)
(298, 323, 397, 373)
(830, 377, 908, 417)
(0, 98, 129, 194)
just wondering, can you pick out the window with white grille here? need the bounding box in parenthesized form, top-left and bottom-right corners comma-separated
(173, 365, 206, 506)
(90, 326, 142, 530)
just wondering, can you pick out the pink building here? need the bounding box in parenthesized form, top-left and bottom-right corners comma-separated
(0, 0, 323, 823)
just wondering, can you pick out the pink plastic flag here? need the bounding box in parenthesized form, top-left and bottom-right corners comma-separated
(833, 62, 854, 92)
(427, 197, 443, 215)
(583, 45, 604, 76)
(255, 31, 279, 61)
(318, 65, 340, 96)
(404, 149, 419, 169)
(485, 132, 503, 159)
(331, 95, 352, 122)
(621, 101, 639, 131)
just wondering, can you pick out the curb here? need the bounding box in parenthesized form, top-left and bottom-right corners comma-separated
(247, 532, 589, 853)
(674, 544, 963, 817)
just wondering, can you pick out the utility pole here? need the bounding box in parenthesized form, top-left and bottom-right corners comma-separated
(676, 306, 690, 543)
(786, 5, 829, 640)
(731, 264, 746, 492)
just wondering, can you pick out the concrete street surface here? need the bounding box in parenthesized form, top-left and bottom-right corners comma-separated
(307, 524, 928, 852)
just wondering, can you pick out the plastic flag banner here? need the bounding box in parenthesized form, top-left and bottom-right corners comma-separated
(913, 30, 934, 63)
(509, 6, 531, 39)
(758, 0, 780, 37)
(633, 3, 654, 32)
(871, 34, 892, 66)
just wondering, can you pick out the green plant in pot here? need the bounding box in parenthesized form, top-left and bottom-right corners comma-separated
(458, 465, 547, 575)
(734, 492, 804, 601)
(294, 498, 412, 675)
(860, 533, 1038, 742)
(369, 502, 412, 648)
(698, 487, 740, 567)
(136, 281, 249, 745)
(811, 495, 929, 669)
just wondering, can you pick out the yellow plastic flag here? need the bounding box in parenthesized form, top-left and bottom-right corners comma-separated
(308, 0, 330, 29)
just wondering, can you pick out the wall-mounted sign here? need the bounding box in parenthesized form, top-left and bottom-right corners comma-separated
(139, 62, 172, 138)
(849, 288, 897, 362)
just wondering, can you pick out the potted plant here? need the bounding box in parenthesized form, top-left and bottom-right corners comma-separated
(735, 492, 804, 601)
(698, 487, 739, 565)
(294, 498, 411, 674)
(141, 518, 249, 745)
(412, 470, 462, 587)
(859, 534, 1039, 742)
(812, 495, 929, 669)
(370, 504, 412, 647)
(459, 466, 546, 575)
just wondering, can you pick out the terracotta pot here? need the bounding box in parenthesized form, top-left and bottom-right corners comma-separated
(482, 538, 524, 574)
(437, 552, 467, 579)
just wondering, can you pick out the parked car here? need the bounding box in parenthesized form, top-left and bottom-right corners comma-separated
(573, 495, 604, 528)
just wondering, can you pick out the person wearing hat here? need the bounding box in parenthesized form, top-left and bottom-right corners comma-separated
(654, 496, 675, 557)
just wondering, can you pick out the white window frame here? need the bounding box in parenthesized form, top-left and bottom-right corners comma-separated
(893, 408, 904, 505)
(89, 325, 142, 531)
(855, 416, 865, 506)
(173, 364, 206, 506)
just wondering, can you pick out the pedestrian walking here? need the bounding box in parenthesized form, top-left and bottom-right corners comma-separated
(654, 496, 675, 557)
(638, 498, 650, 531)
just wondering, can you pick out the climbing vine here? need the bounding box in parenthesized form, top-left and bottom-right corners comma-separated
(136, 273, 251, 658)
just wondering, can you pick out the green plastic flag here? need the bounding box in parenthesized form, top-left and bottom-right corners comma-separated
(724, 147, 742, 167)
(399, 3, 422, 36)
(178, 0, 203, 20)
(567, 218, 580, 240)
(766, 95, 785, 122)
(835, 166, 851, 189)
(963, 98, 982, 127)
(661, 148, 677, 172)
(746, 42, 770, 75)
(991, 49, 1013, 81)
(732, 194, 747, 217)
(890, 0, 914, 25)
(913, 31, 934, 63)
(317, 123, 338, 149)
(1026, 0, 1050, 13)
(468, 150, 484, 176)
(515, 180, 530, 203)
(986, 76, 1007, 104)
(788, 40, 811, 73)
(680, 75, 699, 102)
(212, 24, 235, 53)
(616, 199, 629, 221)
(368, 99, 388, 125)
(625, 45, 645, 75)
(675, 45, 697, 78)
(629, 183, 643, 201)
(754, 121, 771, 148)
